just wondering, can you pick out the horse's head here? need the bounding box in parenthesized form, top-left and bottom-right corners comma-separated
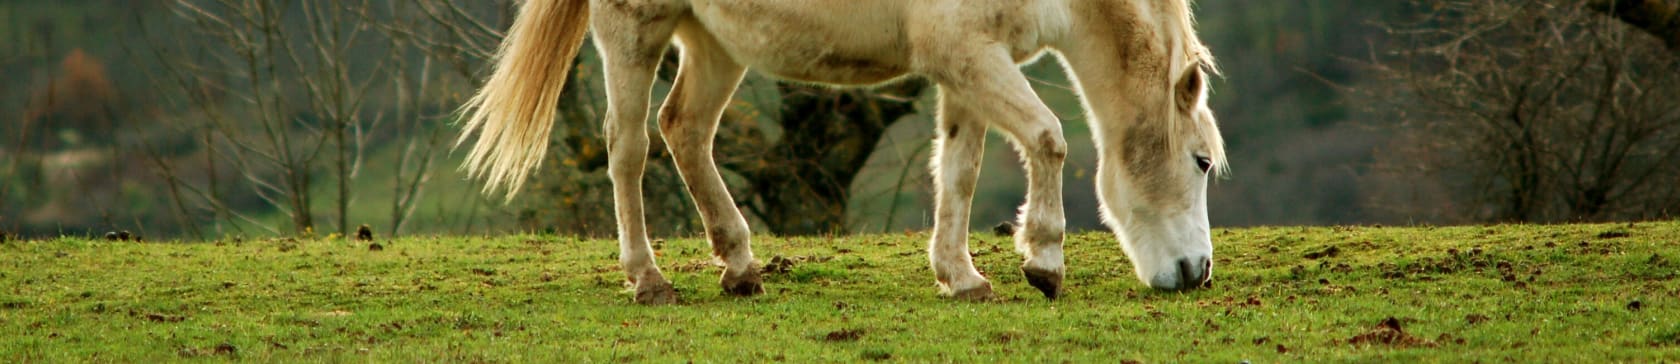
(1097, 61, 1225, 291)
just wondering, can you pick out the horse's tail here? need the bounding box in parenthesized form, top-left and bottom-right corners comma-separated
(456, 0, 591, 200)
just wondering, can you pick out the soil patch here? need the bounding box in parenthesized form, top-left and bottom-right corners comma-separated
(1303, 246, 1341, 260)
(762, 255, 834, 275)
(143, 313, 186, 323)
(824, 329, 863, 342)
(1349, 317, 1436, 348)
(1465, 314, 1490, 325)
(992, 222, 1017, 237)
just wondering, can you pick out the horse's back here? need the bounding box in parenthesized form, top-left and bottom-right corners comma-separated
(677, 0, 1063, 85)
(683, 0, 916, 85)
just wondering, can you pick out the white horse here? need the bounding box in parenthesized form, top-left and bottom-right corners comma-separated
(458, 0, 1227, 303)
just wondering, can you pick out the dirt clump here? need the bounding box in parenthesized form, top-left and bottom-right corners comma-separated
(860, 348, 892, 361)
(824, 329, 863, 342)
(764, 255, 797, 274)
(1465, 313, 1490, 324)
(1303, 245, 1341, 260)
(104, 231, 140, 242)
(762, 255, 834, 274)
(1349, 317, 1437, 348)
(144, 313, 186, 323)
(1596, 230, 1630, 239)
(992, 221, 1017, 236)
(356, 224, 374, 241)
(177, 343, 238, 358)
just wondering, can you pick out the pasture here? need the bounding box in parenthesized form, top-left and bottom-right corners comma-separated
(3, 222, 1678, 362)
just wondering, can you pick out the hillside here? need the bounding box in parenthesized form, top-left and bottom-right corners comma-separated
(3, 222, 1678, 361)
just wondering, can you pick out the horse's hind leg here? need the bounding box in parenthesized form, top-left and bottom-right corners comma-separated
(926, 48, 1068, 299)
(593, 0, 682, 305)
(657, 25, 760, 296)
(927, 91, 994, 300)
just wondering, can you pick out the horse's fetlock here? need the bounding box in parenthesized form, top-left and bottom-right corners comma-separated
(1020, 215, 1066, 243)
(706, 225, 751, 258)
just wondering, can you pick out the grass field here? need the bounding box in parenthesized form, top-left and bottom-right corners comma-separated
(3, 222, 1678, 362)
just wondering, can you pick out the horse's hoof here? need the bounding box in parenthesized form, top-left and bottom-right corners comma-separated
(720, 266, 764, 296)
(634, 279, 678, 305)
(950, 282, 996, 301)
(1021, 266, 1063, 300)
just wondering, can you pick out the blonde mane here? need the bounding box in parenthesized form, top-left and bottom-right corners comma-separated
(1166, 0, 1229, 175)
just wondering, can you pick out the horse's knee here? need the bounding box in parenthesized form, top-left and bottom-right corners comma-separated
(605, 131, 649, 179)
(1034, 128, 1067, 163)
(604, 105, 650, 144)
(605, 131, 648, 157)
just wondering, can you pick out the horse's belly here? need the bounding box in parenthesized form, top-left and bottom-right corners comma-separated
(689, 0, 912, 85)
(752, 47, 911, 85)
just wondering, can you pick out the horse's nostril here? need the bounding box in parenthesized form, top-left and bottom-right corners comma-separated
(1177, 258, 1196, 290)
(1173, 257, 1212, 291)
(1156, 257, 1213, 291)
(1198, 256, 1213, 287)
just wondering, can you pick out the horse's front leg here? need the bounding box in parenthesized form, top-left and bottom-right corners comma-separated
(932, 48, 1068, 299)
(927, 91, 994, 300)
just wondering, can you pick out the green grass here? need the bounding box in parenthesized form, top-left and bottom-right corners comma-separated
(3, 222, 1678, 362)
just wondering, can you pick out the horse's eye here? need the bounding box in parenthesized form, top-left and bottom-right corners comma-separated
(1194, 156, 1213, 173)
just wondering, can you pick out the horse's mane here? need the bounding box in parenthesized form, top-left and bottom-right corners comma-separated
(1167, 0, 1228, 175)
(1178, 0, 1219, 75)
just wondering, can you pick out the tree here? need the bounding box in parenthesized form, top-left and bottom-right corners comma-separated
(138, 0, 468, 237)
(1365, 0, 1680, 222)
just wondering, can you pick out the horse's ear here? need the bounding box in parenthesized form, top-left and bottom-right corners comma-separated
(1175, 65, 1204, 112)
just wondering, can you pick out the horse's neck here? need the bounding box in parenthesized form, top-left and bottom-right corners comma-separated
(1052, 0, 1196, 67)
(1052, 0, 1186, 149)
(1028, 0, 1076, 49)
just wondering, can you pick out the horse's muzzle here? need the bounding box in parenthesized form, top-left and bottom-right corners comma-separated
(1149, 256, 1212, 291)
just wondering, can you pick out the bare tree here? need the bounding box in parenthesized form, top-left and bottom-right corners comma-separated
(1366, 0, 1680, 222)
(136, 0, 468, 237)
(347, 0, 511, 236)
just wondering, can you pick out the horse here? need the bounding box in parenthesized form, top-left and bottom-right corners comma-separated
(457, 0, 1227, 304)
